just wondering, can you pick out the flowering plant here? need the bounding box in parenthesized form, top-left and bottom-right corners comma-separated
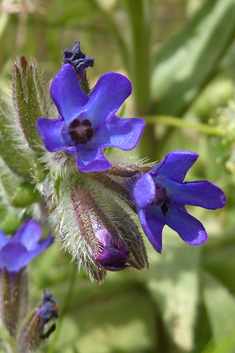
(0, 38, 228, 353)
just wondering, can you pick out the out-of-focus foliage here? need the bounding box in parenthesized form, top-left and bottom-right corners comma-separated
(0, 0, 235, 352)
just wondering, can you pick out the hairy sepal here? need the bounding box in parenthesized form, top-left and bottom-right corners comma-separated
(86, 177, 149, 270)
(12, 56, 50, 152)
(42, 173, 107, 283)
(111, 202, 149, 270)
(0, 97, 33, 179)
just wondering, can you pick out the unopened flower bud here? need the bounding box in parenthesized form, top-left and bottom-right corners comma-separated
(70, 185, 131, 282)
(62, 40, 94, 93)
(93, 228, 130, 271)
(18, 290, 59, 353)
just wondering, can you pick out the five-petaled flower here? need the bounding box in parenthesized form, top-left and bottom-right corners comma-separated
(132, 150, 226, 253)
(36, 64, 145, 172)
(0, 218, 53, 273)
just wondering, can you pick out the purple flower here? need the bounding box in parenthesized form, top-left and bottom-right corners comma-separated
(36, 64, 145, 172)
(132, 150, 226, 253)
(0, 219, 53, 273)
(94, 229, 130, 271)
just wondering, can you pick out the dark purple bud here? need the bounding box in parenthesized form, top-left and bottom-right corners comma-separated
(18, 290, 59, 352)
(36, 290, 59, 331)
(62, 40, 94, 79)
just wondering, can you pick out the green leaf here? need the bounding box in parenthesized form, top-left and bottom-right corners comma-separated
(10, 181, 41, 208)
(202, 246, 235, 294)
(53, 290, 156, 353)
(140, 229, 200, 351)
(202, 272, 235, 350)
(0, 212, 24, 235)
(0, 158, 21, 199)
(151, 0, 235, 116)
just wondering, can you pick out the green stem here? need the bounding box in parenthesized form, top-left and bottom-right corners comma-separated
(47, 265, 77, 353)
(144, 115, 226, 137)
(0, 13, 9, 40)
(125, 0, 152, 115)
(125, 0, 157, 161)
(87, 0, 130, 70)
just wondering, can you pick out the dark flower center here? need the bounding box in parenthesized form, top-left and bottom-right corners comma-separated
(68, 118, 94, 145)
(161, 196, 170, 216)
(154, 185, 170, 216)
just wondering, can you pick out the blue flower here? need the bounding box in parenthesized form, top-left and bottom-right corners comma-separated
(132, 150, 226, 253)
(36, 64, 145, 172)
(0, 219, 53, 273)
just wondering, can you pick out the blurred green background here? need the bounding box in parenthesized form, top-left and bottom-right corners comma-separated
(1, 0, 235, 352)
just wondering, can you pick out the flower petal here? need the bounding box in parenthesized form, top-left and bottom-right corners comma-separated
(151, 150, 199, 183)
(0, 241, 28, 272)
(50, 64, 88, 120)
(75, 148, 111, 172)
(166, 205, 207, 245)
(19, 232, 54, 266)
(133, 173, 156, 209)
(84, 72, 132, 126)
(161, 179, 226, 210)
(14, 219, 42, 250)
(138, 207, 164, 253)
(36, 118, 65, 152)
(105, 116, 145, 150)
(0, 230, 9, 249)
(81, 114, 145, 154)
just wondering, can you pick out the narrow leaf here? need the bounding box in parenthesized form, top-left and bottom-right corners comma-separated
(202, 271, 235, 345)
(151, 0, 235, 116)
(140, 229, 200, 351)
(10, 181, 41, 208)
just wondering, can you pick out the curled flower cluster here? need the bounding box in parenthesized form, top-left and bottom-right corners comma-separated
(34, 42, 226, 282)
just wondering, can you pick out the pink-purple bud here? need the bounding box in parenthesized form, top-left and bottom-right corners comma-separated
(93, 229, 130, 271)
